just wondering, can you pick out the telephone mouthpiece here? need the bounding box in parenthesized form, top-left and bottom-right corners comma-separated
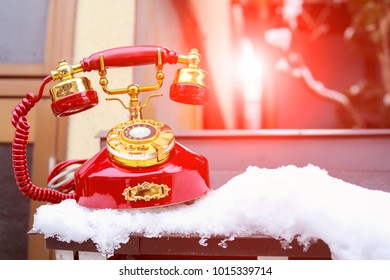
(170, 67, 209, 105)
(50, 60, 99, 117)
(50, 77, 98, 117)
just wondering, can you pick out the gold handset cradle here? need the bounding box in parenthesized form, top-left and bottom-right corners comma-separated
(100, 49, 174, 167)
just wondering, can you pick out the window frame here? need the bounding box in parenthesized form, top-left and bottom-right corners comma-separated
(0, 0, 76, 77)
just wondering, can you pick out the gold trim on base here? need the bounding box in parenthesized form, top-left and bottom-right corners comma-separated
(122, 182, 171, 202)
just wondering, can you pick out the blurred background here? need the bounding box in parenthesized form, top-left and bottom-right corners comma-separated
(1, 0, 389, 259)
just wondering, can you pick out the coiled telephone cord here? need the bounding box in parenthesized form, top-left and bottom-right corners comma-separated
(11, 76, 76, 203)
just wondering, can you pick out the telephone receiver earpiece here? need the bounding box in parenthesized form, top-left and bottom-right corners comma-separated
(170, 49, 209, 105)
(50, 60, 98, 117)
(170, 66, 209, 105)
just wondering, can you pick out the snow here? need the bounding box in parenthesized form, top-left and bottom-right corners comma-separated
(31, 164, 390, 259)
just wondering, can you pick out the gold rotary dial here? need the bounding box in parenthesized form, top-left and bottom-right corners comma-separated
(106, 119, 175, 167)
(122, 123, 157, 143)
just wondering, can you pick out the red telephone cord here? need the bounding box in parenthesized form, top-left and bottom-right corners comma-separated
(11, 76, 76, 203)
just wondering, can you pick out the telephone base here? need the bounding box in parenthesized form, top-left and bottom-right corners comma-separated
(74, 142, 210, 209)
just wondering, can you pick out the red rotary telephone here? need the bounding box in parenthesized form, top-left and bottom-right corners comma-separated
(11, 45, 210, 209)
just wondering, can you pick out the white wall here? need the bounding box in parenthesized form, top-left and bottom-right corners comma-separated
(67, 0, 136, 159)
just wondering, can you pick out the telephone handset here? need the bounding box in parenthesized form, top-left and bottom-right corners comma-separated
(11, 45, 210, 209)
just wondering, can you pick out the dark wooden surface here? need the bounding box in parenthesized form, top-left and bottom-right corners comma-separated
(45, 234, 332, 259)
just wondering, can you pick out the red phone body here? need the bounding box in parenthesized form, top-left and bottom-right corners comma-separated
(75, 143, 210, 209)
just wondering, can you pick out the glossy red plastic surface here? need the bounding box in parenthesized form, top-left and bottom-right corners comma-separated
(74, 142, 210, 209)
(50, 90, 98, 117)
(170, 83, 209, 105)
(80, 46, 179, 72)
